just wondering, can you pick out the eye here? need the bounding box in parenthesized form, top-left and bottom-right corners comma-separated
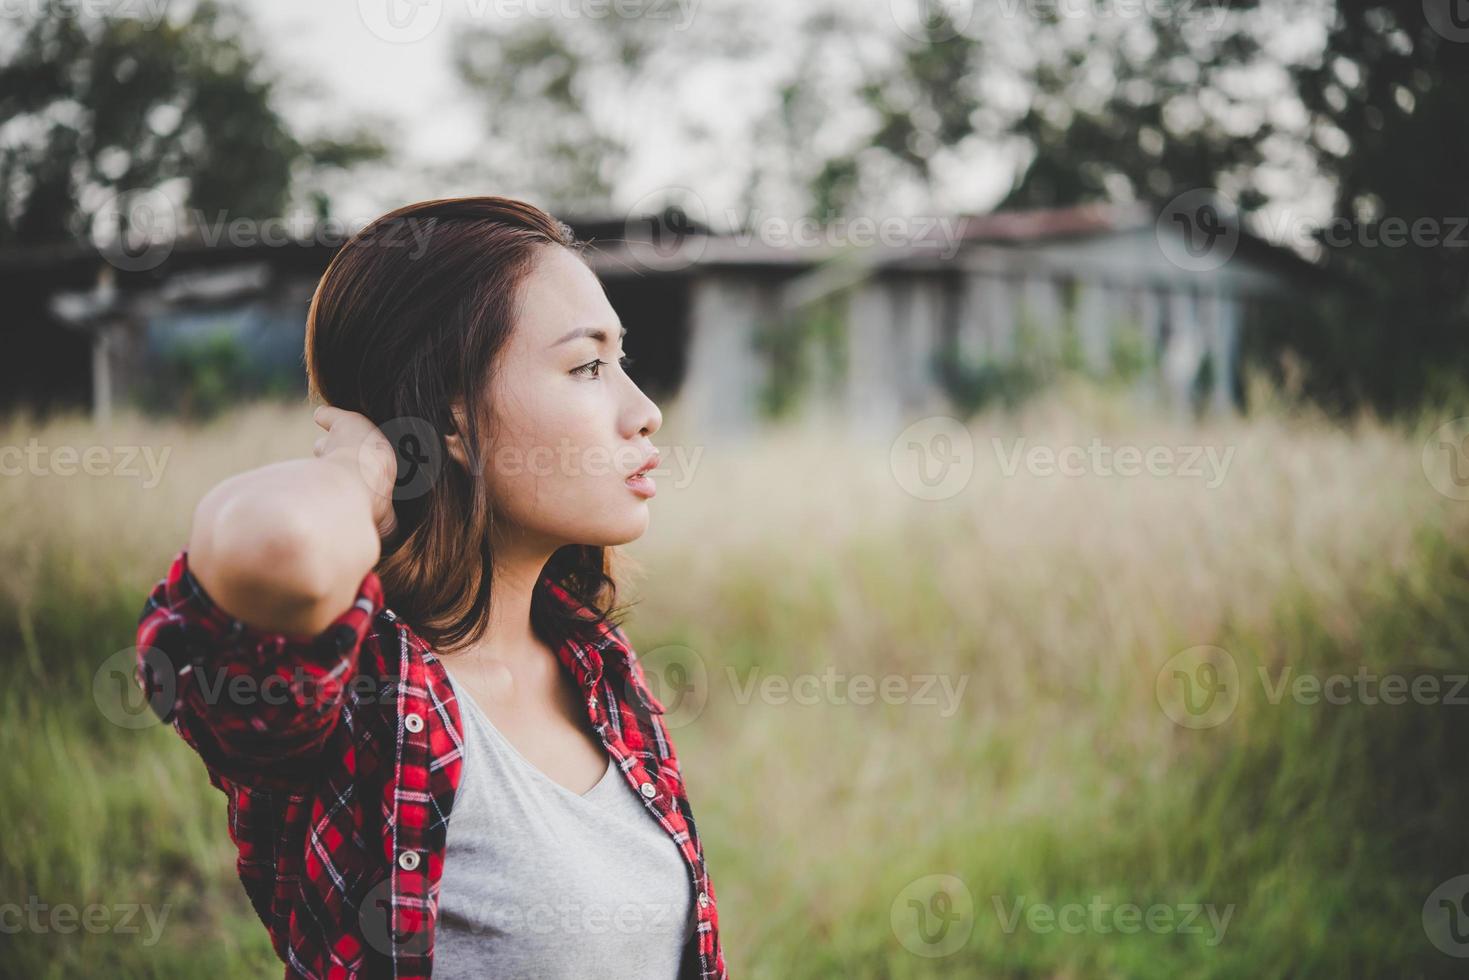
(571, 354, 636, 379)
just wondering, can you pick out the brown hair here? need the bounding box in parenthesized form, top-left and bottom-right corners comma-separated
(304, 196, 629, 654)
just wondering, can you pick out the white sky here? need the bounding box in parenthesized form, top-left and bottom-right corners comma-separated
(123, 0, 1329, 240)
(243, 0, 785, 223)
(246, 0, 499, 216)
(238, 0, 1024, 226)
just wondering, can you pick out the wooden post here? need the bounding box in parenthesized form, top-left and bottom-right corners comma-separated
(92, 325, 113, 428)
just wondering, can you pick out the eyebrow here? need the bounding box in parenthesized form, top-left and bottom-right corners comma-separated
(549, 325, 627, 348)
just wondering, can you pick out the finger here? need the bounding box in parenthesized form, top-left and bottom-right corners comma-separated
(313, 404, 336, 430)
(313, 435, 327, 455)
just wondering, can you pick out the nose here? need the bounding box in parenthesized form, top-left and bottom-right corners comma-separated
(627, 380, 661, 439)
(641, 400, 661, 437)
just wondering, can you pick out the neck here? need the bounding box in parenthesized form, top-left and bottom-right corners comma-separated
(455, 524, 559, 670)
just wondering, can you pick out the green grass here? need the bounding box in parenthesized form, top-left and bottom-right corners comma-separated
(3, 389, 1467, 977)
(668, 539, 1469, 979)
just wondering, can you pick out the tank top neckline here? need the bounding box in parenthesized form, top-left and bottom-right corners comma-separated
(443, 665, 617, 801)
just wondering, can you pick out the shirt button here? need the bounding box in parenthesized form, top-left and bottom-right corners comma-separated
(639, 781, 657, 799)
(398, 850, 421, 872)
(404, 712, 424, 733)
(698, 891, 711, 908)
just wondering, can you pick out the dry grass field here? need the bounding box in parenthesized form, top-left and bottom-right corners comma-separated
(3, 382, 1467, 977)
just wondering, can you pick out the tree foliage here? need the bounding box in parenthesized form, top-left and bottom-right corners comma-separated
(0, 0, 386, 249)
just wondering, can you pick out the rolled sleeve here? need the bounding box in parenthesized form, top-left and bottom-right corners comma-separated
(135, 547, 384, 790)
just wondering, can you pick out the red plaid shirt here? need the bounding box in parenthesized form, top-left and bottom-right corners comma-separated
(134, 548, 728, 979)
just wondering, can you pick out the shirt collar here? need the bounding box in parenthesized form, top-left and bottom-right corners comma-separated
(538, 572, 626, 689)
(537, 572, 665, 715)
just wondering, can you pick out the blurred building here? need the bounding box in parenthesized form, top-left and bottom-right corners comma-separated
(585, 201, 1320, 436)
(0, 202, 1317, 435)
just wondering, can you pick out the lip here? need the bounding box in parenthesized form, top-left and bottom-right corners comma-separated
(628, 451, 660, 479)
(626, 451, 659, 498)
(626, 472, 656, 498)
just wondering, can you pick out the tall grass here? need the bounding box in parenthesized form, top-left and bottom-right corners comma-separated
(2, 384, 1465, 977)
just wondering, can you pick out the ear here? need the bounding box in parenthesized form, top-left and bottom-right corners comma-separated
(443, 400, 471, 471)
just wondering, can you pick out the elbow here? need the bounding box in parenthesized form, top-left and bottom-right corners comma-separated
(191, 491, 336, 620)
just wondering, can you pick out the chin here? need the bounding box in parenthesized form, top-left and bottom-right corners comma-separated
(589, 510, 652, 547)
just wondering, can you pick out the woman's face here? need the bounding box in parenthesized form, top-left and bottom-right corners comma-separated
(452, 244, 663, 551)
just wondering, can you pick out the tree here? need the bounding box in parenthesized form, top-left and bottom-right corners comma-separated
(0, 0, 386, 249)
(776, 2, 1469, 414)
(1283, 0, 1469, 411)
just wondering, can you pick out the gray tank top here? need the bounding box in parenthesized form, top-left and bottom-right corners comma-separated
(432, 666, 694, 979)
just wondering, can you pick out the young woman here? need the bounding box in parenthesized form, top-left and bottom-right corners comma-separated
(134, 197, 727, 979)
